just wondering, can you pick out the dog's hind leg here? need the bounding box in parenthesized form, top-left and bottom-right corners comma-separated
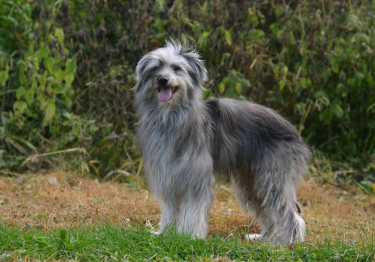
(277, 209, 305, 244)
(232, 171, 305, 244)
(250, 205, 305, 244)
(231, 174, 261, 240)
(177, 175, 215, 238)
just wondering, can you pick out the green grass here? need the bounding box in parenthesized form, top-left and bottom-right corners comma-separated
(0, 223, 374, 262)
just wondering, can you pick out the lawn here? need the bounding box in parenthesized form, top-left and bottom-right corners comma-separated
(0, 172, 374, 261)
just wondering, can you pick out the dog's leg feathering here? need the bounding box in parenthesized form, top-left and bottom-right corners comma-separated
(178, 175, 215, 238)
(155, 202, 180, 235)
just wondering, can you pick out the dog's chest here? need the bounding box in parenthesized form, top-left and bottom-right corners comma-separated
(140, 118, 198, 167)
(139, 120, 179, 162)
(140, 124, 192, 192)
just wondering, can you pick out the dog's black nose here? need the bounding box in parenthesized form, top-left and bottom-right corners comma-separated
(158, 77, 168, 86)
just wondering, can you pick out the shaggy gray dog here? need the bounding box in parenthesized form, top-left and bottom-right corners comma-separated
(132, 39, 311, 244)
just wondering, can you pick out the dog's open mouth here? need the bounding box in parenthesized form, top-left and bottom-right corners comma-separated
(157, 86, 179, 102)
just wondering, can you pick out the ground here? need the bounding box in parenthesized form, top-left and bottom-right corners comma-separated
(0, 171, 374, 242)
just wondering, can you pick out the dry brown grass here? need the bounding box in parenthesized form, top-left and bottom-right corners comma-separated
(0, 171, 374, 242)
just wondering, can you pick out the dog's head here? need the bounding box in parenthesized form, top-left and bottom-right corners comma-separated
(132, 39, 207, 105)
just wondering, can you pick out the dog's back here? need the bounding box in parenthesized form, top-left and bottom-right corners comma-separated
(205, 98, 311, 175)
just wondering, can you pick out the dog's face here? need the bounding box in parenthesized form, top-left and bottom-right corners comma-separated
(132, 40, 207, 105)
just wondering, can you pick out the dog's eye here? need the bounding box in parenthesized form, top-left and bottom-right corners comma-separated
(172, 66, 181, 71)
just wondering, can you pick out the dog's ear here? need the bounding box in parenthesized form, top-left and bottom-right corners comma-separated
(182, 52, 208, 86)
(131, 68, 143, 93)
(135, 56, 150, 80)
(131, 56, 151, 93)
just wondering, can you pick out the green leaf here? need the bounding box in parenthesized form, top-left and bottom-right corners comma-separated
(274, 65, 280, 78)
(55, 28, 65, 44)
(39, 72, 47, 88)
(25, 89, 35, 106)
(198, 31, 211, 46)
(64, 59, 77, 76)
(332, 60, 339, 73)
(25, 50, 33, 61)
(366, 75, 373, 85)
(275, 7, 281, 18)
(0, 64, 9, 87)
(283, 66, 288, 78)
(44, 57, 55, 74)
(218, 82, 225, 94)
(269, 23, 279, 36)
(225, 30, 232, 46)
(238, 78, 251, 86)
(53, 85, 66, 94)
(62, 47, 69, 55)
(235, 83, 242, 94)
(239, 95, 248, 101)
(35, 48, 49, 61)
(19, 66, 27, 85)
(73, 123, 79, 136)
(279, 80, 286, 90)
(42, 100, 56, 127)
(16, 87, 26, 99)
(54, 69, 64, 82)
(33, 22, 39, 31)
(46, 81, 53, 94)
(62, 112, 71, 119)
(332, 104, 343, 118)
(202, 90, 208, 99)
(64, 73, 75, 87)
(13, 101, 27, 115)
(37, 91, 47, 110)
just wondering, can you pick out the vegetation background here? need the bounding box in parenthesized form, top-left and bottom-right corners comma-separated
(1, 0, 375, 193)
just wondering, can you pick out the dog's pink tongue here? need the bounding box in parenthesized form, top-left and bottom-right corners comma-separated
(158, 88, 172, 102)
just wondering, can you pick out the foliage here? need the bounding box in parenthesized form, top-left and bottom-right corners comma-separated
(0, 223, 374, 261)
(0, 1, 82, 171)
(12, 35, 77, 128)
(0, 0, 32, 55)
(0, 0, 374, 184)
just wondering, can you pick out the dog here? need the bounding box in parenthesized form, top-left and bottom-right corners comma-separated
(132, 39, 311, 244)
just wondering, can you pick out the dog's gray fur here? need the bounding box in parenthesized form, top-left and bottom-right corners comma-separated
(132, 39, 311, 244)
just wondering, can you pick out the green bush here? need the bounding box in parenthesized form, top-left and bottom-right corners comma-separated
(0, 1, 82, 171)
(1, 0, 374, 183)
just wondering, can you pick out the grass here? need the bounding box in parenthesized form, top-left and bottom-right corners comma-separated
(0, 171, 375, 261)
(0, 223, 374, 261)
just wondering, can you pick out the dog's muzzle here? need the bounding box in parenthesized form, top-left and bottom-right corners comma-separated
(157, 77, 179, 102)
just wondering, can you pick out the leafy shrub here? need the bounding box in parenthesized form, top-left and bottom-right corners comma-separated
(1, 0, 374, 184)
(0, 1, 81, 171)
(12, 37, 76, 128)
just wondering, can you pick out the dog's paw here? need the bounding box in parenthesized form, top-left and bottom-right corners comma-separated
(151, 231, 162, 235)
(245, 234, 262, 241)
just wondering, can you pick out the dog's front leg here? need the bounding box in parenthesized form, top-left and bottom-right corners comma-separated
(157, 202, 180, 234)
(177, 175, 215, 238)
